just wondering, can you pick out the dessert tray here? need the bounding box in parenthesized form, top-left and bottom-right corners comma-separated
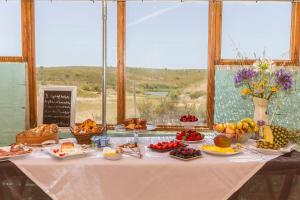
(0, 144, 32, 160)
(46, 143, 94, 159)
(201, 145, 242, 156)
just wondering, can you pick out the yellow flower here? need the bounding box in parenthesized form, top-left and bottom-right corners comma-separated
(241, 88, 251, 96)
(259, 81, 265, 87)
(271, 87, 278, 93)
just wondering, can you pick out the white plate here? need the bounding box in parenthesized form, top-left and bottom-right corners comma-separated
(115, 123, 157, 132)
(247, 144, 296, 155)
(170, 155, 201, 161)
(46, 144, 93, 159)
(201, 148, 242, 156)
(103, 153, 122, 160)
(0, 147, 32, 161)
(175, 139, 204, 144)
(0, 152, 32, 161)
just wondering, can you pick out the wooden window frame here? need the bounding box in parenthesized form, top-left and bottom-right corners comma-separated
(216, 1, 300, 67)
(0, 0, 36, 129)
(1, 0, 299, 130)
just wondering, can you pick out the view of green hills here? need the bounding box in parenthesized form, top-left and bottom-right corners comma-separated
(37, 66, 208, 124)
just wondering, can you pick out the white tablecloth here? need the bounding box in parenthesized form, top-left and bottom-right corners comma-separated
(11, 136, 280, 200)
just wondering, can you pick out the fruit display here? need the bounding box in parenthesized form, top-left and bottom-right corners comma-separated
(213, 135, 231, 148)
(169, 147, 201, 160)
(214, 118, 258, 142)
(180, 114, 198, 122)
(176, 130, 204, 142)
(256, 125, 289, 150)
(148, 141, 185, 152)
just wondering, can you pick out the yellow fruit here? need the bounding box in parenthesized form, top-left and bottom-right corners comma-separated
(215, 124, 225, 133)
(242, 122, 249, 131)
(236, 122, 243, 130)
(225, 127, 236, 134)
(226, 123, 236, 130)
(264, 126, 274, 144)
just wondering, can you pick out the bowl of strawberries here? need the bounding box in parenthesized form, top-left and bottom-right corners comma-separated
(180, 114, 198, 128)
(176, 130, 205, 143)
(148, 141, 185, 152)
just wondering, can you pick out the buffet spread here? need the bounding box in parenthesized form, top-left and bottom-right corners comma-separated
(0, 114, 300, 200)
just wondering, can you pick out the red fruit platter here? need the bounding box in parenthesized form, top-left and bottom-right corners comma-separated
(175, 130, 205, 143)
(169, 147, 202, 161)
(148, 141, 186, 152)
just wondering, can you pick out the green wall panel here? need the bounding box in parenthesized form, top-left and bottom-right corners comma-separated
(0, 63, 26, 146)
(214, 68, 300, 129)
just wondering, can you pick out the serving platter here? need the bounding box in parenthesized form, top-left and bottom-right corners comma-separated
(46, 144, 94, 159)
(247, 144, 296, 155)
(170, 155, 201, 161)
(0, 146, 32, 161)
(201, 148, 242, 156)
(115, 123, 156, 132)
(175, 139, 204, 144)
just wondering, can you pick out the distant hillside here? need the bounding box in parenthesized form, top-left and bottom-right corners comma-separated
(37, 66, 207, 97)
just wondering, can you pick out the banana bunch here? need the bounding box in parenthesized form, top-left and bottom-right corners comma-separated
(236, 118, 259, 134)
(214, 118, 259, 135)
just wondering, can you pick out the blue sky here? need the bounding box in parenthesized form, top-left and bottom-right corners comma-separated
(0, 1, 292, 69)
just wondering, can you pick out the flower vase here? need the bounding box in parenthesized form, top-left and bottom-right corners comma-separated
(253, 97, 269, 125)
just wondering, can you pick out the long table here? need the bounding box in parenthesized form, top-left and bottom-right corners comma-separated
(1, 136, 299, 200)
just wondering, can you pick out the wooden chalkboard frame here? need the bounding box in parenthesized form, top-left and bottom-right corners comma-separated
(38, 86, 77, 129)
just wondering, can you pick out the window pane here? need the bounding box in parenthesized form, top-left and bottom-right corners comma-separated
(0, 0, 21, 56)
(35, 1, 117, 124)
(126, 2, 208, 126)
(222, 2, 291, 59)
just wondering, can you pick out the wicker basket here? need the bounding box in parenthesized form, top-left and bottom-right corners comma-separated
(70, 127, 103, 145)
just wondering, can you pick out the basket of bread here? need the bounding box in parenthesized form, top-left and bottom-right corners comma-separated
(71, 119, 103, 145)
(16, 124, 59, 146)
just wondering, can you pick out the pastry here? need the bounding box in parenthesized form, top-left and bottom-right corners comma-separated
(16, 124, 59, 146)
(60, 142, 75, 153)
(123, 118, 147, 130)
(0, 144, 32, 158)
(73, 119, 102, 135)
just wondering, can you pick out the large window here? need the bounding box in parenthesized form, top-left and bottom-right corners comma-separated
(35, 1, 117, 124)
(126, 2, 209, 126)
(222, 1, 291, 59)
(0, 0, 21, 56)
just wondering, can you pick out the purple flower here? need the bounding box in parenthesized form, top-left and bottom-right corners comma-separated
(275, 69, 293, 90)
(257, 120, 265, 126)
(234, 68, 257, 85)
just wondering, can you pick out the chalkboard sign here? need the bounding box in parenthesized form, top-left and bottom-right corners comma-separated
(38, 86, 76, 128)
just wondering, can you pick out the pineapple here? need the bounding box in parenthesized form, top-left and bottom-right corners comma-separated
(259, 125, 289, 149)
(270, 125, 289, 147)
